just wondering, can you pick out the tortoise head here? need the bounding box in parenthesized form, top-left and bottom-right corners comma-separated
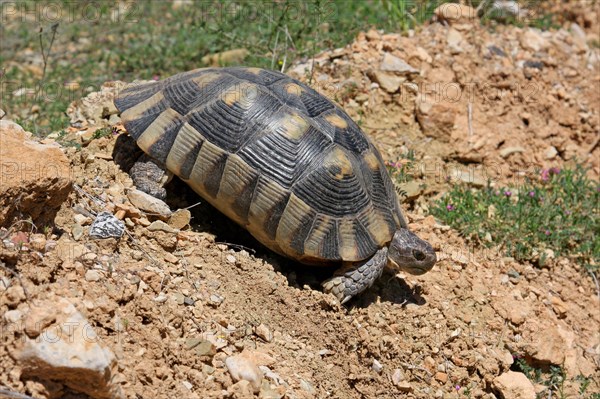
(387, 229, 436, 275)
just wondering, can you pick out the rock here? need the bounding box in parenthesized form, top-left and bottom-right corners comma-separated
(435, 372, 448, 383)
(226, 351, 264, 393)
(89, 212, 125, 239)
(368, 70, 404, 93)
(16, 297, 123, 399)
(499, 146, 526, 158)
(447, 28, 464, 53)
(74, 213, 91, 225)
(372, 359, 383, 373)
(380, 53, 419, 75)
(397, 381, 413, 392)
(520, 29, 548, 52)
(66, 81, 124, 128)
(148, 220, 177, 233)
(391, 368, 404, 385)
(85, 269, 102, 282)
(0, 120, 72, 226)
(399, 181, 422, 200)
(226, 254, 237, 264)
(255, 324, 273, 342)
(544, 146, 558, 159)
(72, 224, 84, 240)
(416, 99, 456, 141)
(168, 209, 191, 229)
(0, 108, 5, 119)
(29, 234, 47, 252)
(492, 371, 536, 399)
(202, 48, 249, 67)
(127, 189, 172, 217)
(365, 29, 380, 41)
(433, 3, 477, 25)
(163, 252, 179, 264)
(526, 322, 567, 365)
(4, 309, 23, 323)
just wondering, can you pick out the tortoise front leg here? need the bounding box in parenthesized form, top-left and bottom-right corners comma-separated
(322, 247, 388, 304)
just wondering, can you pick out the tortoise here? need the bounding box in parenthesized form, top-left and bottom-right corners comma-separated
(113, 67, 436, 304)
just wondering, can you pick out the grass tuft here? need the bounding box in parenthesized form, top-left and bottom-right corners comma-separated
(432, 164, 600, 271)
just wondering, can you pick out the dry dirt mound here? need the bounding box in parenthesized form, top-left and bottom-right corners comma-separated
(1, 10, 599, 399)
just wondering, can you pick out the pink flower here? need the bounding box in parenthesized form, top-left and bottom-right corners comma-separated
(504, 190, 512, 197)
(541, 169, 550, 181)
(447, 204, 455, 211)
(545, 230, 551, 235)
(528, 191, 535, 197)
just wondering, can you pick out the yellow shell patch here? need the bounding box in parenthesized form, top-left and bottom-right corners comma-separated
(323, 147, 353, 179)
(325, 113, 348, 129)
(285, 83, 304, 96)
(278, 112, 310, 140)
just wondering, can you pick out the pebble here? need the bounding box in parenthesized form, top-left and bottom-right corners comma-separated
(435, 371, 448, 383)
(226, 353, 263, 392)
(372, 359, 383, 373)
(368, 70, 404, 93)
(545, 146, 558, 159)
(226, 254, 237, 264)
(72, 224, 84, 241)
(380, 53, 418, 74)
(4, 309, 23, 323)
(85, 270, 102, 282)
(28, 234, 47, 252)
(168, 209, 192, 229)
(520, 29, 548, 52)
(127, 189, 172, 217)
(500, 146, 526, 158)
(255, 323, 273, 342)
(209, 294, 224, 306)
(163, 252, 179, 264)
(89, 212, 125, 239)
(397, 381, 413, 392)
(147, 220, 177, 233)
(392, 369, 404, 385)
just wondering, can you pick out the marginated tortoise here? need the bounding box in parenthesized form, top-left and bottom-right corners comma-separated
(113, 67, 436, 304)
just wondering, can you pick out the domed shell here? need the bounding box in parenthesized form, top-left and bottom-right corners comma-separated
(114, 67, 407, 265)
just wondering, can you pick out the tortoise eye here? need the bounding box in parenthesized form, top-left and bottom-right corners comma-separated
(412, 249, 426, 261)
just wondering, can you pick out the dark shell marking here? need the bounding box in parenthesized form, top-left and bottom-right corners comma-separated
(114, 67, 406, 264)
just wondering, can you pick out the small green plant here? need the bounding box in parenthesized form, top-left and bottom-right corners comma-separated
(386, 150, 416, 199)
(92, 128, 112, 140)
(512, 358, 571, 399)
(576, 374, 592, 395)
(380, 0, 443, 32)
(432, 164, 600, 271)
(386, 149, 416, 183)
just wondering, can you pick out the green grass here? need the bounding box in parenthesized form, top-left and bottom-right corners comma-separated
(1, 0, 561, 136)
(0, 0, 395, 135)
(432, 164, 600, 271)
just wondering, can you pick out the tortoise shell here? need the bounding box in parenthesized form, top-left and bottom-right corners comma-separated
(114, 67, 407, 265)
